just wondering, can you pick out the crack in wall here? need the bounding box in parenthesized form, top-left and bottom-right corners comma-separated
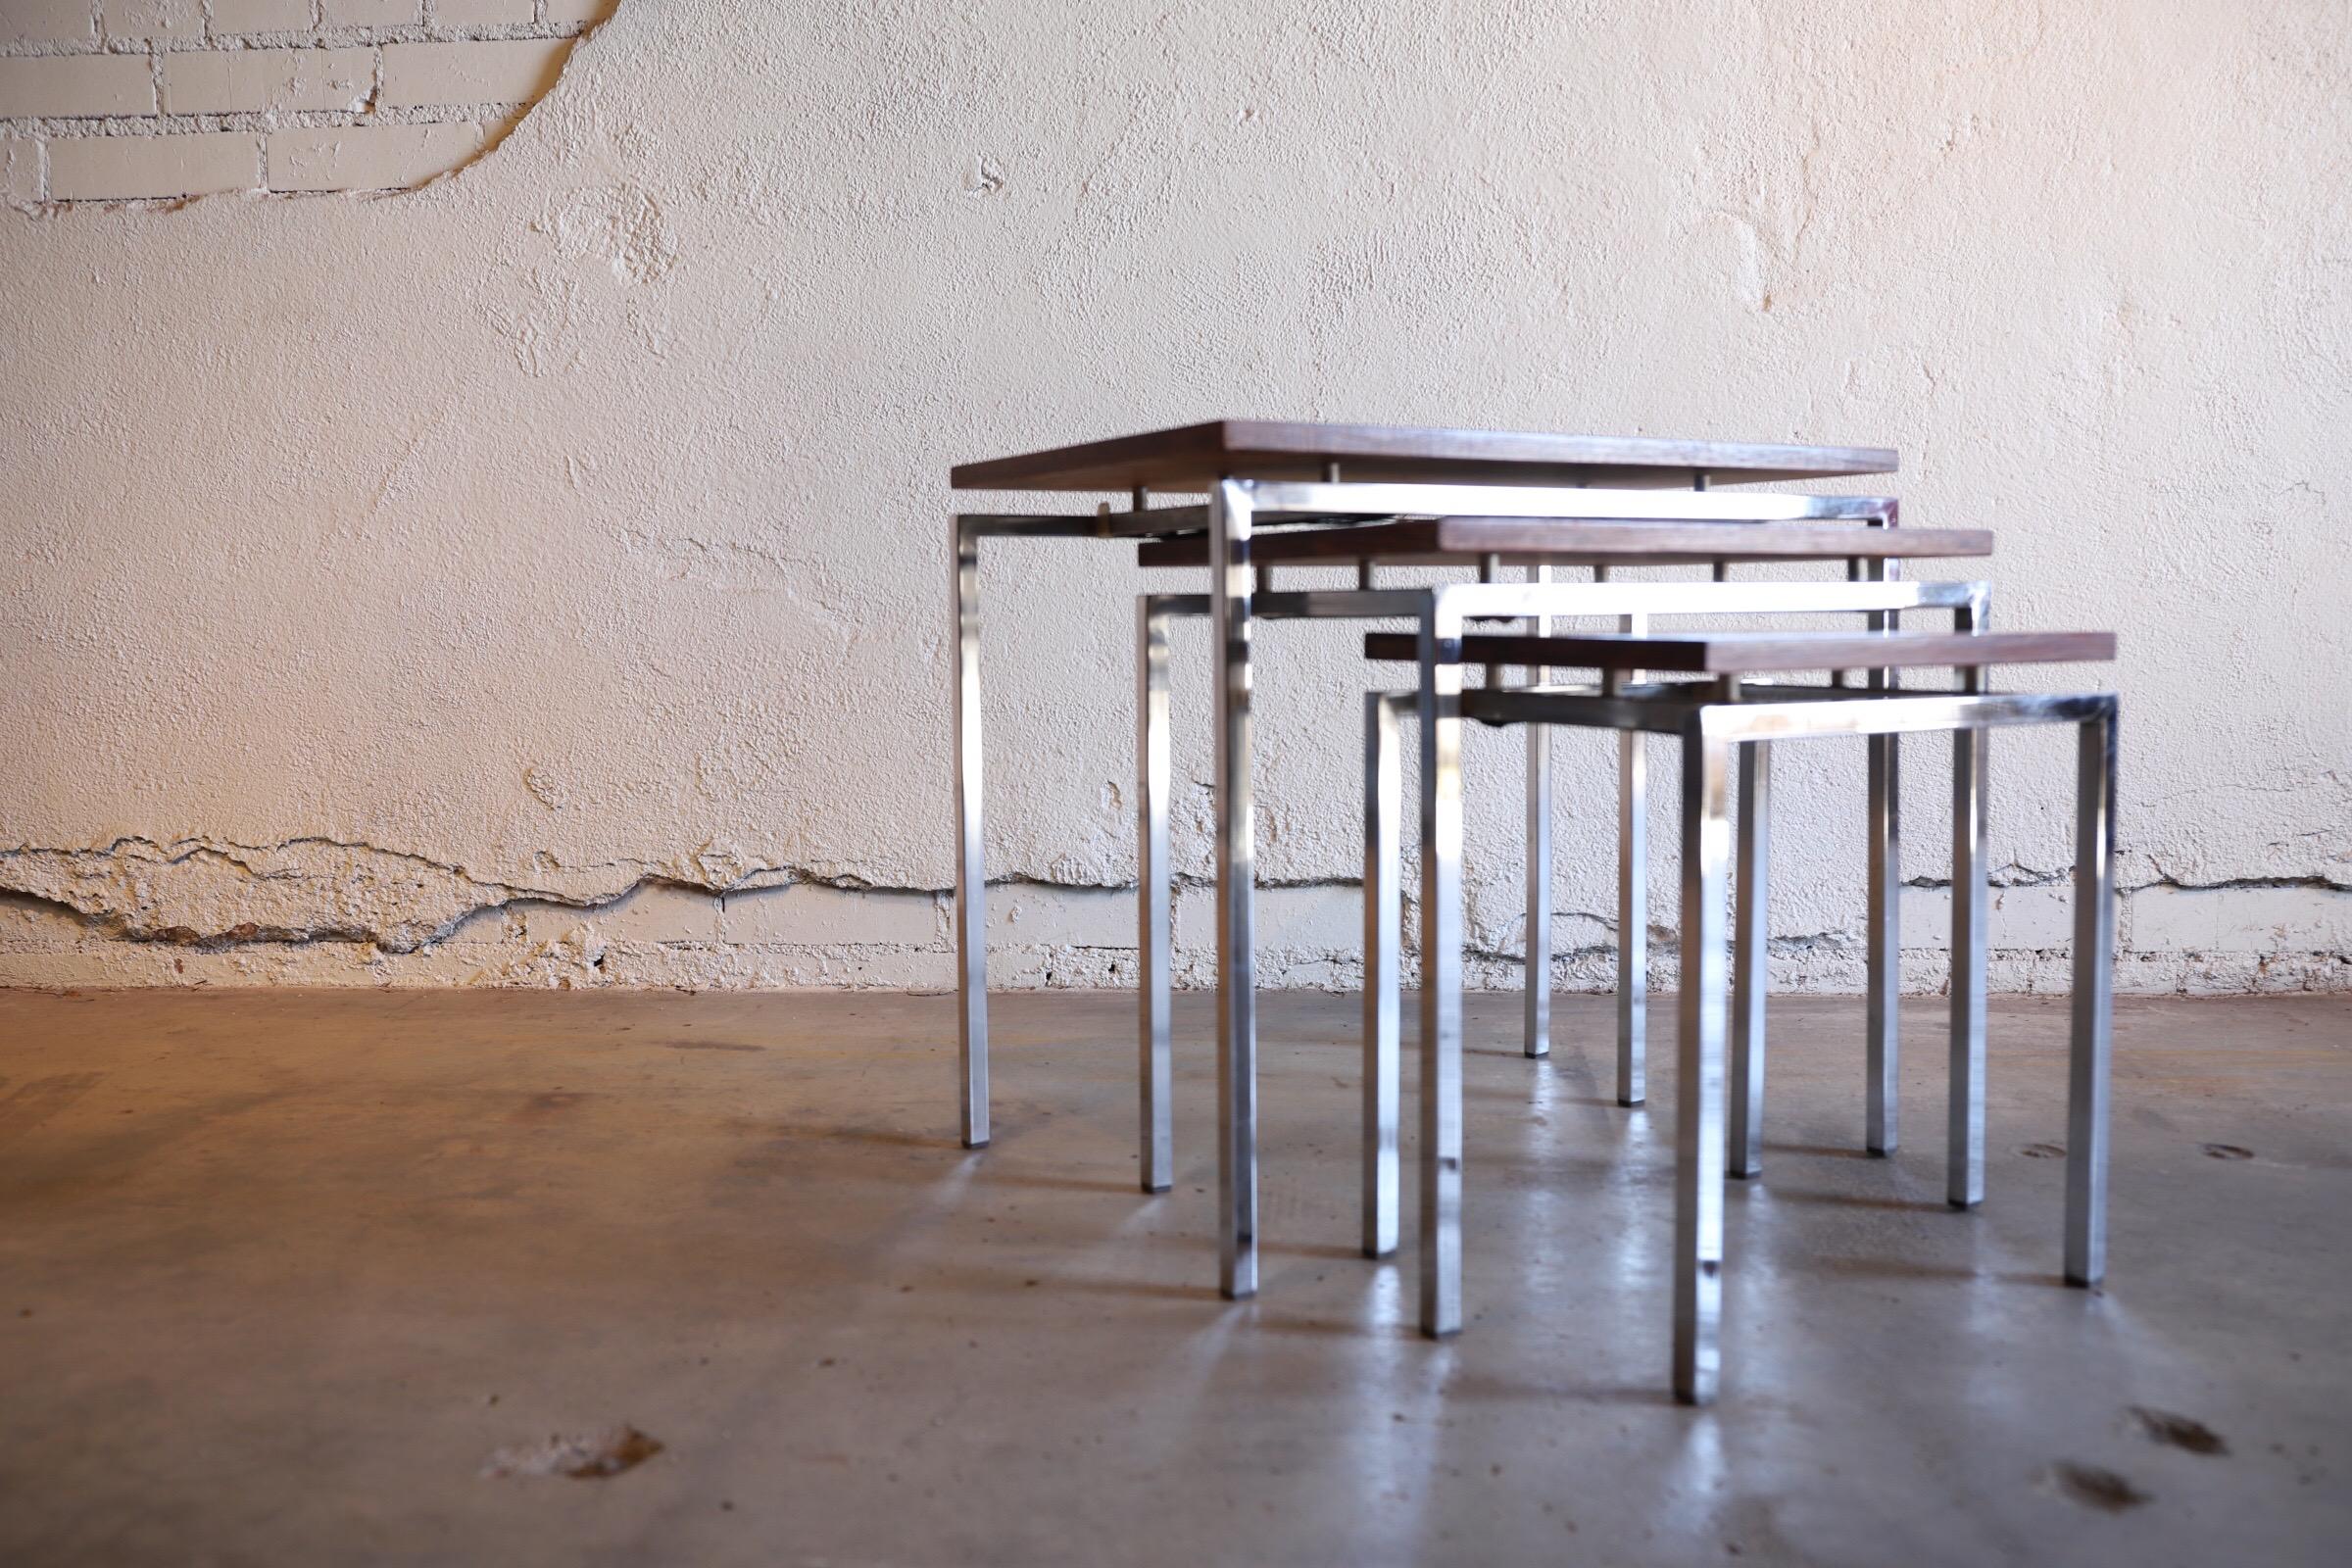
(4, 834, 2346, 963)
(0, 834, 912, 953)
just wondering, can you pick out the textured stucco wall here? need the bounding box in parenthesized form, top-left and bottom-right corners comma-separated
(2, 0, 2347, 995)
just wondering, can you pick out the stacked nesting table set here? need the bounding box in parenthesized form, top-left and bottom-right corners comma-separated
(949, 421, 2119, 1404)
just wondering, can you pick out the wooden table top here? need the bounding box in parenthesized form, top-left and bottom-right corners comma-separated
(1138, 518, 1988, 569)
(952, 420, 1897, 493)
(1363, 628, 2116, 674)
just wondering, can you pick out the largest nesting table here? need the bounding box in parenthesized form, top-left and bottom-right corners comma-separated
(949, 419, 1900, 1300)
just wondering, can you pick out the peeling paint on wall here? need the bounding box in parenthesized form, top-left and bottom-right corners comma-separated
(1, 0, 2347, 995)
(0, 1, 620, 210)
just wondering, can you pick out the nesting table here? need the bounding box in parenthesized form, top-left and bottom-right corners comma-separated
(950, 421, 1900, 1301)
(1357, 617, 2118, 1400)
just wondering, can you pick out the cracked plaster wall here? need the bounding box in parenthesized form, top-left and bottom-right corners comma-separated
(1, 0, 2347, 995)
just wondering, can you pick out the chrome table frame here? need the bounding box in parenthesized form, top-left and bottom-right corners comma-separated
(955, 480, 1905, 1304)
(1416, 674, 2118, 1404)
(1357, 583, 1990, 1225)
(1140, 574, 1957, 1261)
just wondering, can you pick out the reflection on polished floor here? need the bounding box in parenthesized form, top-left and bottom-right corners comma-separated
(1, 987, 2344, 1566)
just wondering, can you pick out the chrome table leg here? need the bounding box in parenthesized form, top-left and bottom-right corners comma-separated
(1948, 675, 1989, 1209)
(1524, 565, 1552, 1058)
(1209, 479, 1258, 1299)
(1676, 723, 1733, 1404)
(2066, 708, 2118, 1286)
(1138, 597, 1174, 1194)
(1363, 693, 1402, 1258)
(1867, 729, 1901, 1153)
(1617, 610, 1649, 1106)
(952, 516, 989, 1149)
(1865, 567, 1902, 1155)
(1728, 741, 1771, 1180)
(1420, 604, 1466, 1337)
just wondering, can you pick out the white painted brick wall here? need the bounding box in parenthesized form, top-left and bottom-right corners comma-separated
(269, 121, 487, 192)
(101, 0, 203, 45)
(46, 128, 255, 199)
(164, 47, 374, 116)
(2131, 884, 2352, 954)
(0, 54, 154, 118)
(380, 38, 570, 108)
(433, 0, 535, 25)
(0, 131, 37, 201)
(583, 884, 722, 945)
(721, 885, 947, 949)
(2, 1, 96, 47)
(321, 0, 419, 24)
(208, 0, 316, 34)
(0, 0, 614, 204)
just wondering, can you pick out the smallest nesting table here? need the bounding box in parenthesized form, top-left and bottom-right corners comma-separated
(1364, 621, 2119, 1401)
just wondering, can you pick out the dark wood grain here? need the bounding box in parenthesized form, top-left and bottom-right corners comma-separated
(953, 419, 1897, 492)
(1360, 629, 2117, 672)
(1138, 519, 1987, 568)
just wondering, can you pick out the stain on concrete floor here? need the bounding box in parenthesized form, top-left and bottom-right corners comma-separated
(2127, 1406, 2230, 1456)
(2043, 1461, 2153, 1513)
(481, 1425, 663, 1480)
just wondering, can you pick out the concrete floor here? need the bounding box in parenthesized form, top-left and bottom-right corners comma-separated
(0, 987, 2345, 1566)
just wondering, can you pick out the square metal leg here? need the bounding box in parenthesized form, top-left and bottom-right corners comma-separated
(1524, 565, 1552, 1058)
(1865, 568, 1901, 1155)
(952, 518, 989, 1149)
(1728, 741, 1771, 1180)
(1138, 598, 1174, 1194)
(2066, 711, 2117, 1286)
(1525, 724, 1553, 1058)
(1948, 718, 1988, 1208)
(1362, 692, 1403, 1257)
(1867, 728, 1901, 1153)
(1209, 480, 1259, 1300)
(1618, 730, 1648, 1106)
(1675, 725, 1733, 1404)
(1420, 611, 1466, 1338)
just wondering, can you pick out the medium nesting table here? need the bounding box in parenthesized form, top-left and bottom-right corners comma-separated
(1128, 517, 1992, 1275)
(950, 420, 1896, 1300)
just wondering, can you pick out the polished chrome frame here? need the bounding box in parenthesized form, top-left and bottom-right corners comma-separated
(1136, 575, 1967, 1329)
(1444, 680, 2118, 1403)
(956, 481, 1900, 1298)
(1348, 582, 1986, 1281)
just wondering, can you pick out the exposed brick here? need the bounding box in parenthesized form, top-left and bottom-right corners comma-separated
(721, 886, 943, 949)
(2130, 884, 2352, 954)
(2, 134, 40, 204)
(1174, 884, 1359, 955)
(587, 885, 722, 945)
(0, 0, 98, 47)
(45, 129, 255, 199)
(0, 54, 156, 119)
(1898, 884, 2075, 951)
(985, 886, 1130, 949)
(164, 46, 374, 115)
(381, 37, 570, 106)
(267, 119, 483, 190)
(100, 0, 200, 43)
(206, 0, 318, 32)
(321, 0, 421, 24)
(544, 0, 617, 22)
(431, 0, 533, 24)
